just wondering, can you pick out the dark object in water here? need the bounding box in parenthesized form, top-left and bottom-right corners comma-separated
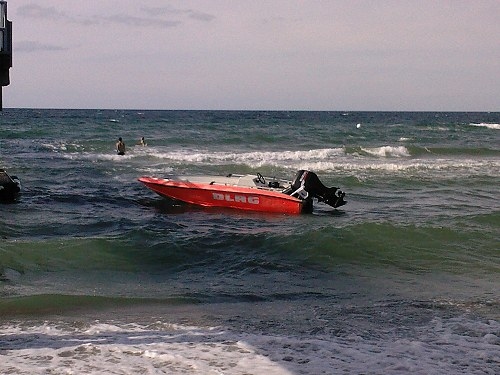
(0, 2, 13, 110)
(0, 169, 20, 202)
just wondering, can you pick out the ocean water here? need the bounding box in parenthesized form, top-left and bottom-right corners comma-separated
(0, 109, 499, 374)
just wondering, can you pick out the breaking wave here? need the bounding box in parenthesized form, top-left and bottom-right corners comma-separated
(470, 123, 500, 130)
(1, 312, 499, 375)
(359, 146, 410, 158)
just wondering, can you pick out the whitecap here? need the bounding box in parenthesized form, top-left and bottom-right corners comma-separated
(154, 148, 346, 166)
(470, 123, 500, 130)
(360, 146, 410, 158)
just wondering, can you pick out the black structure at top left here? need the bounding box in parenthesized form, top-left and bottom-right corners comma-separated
(0, 1, 12, 110)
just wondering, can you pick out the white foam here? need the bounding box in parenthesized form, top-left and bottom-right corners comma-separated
(56, 147, 345, 167)
(63, 152, 135, 162)
(360, 146, 410, 158)
(41, 142, 84, 153)
(0, 321, 293, 375)
(162, 148, 345, 165)
(470, 123, 500, 130)
(1, 316, 498, 374)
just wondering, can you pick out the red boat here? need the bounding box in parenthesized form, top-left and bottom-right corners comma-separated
(139, 170, 346, 214)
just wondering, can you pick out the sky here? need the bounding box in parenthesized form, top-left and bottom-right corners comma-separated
(3, 0, 500, 111)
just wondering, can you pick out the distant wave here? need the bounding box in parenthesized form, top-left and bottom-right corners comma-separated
(470, 123, 500, 130)
(162, 146, 412, 164)
(54, 145, 499, 177)
(163, 148, 345, 164)
(359, 146, 410, 158)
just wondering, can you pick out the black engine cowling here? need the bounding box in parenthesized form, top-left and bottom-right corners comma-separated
(289, 170, 346, 209)
(0, 169, 21, 202)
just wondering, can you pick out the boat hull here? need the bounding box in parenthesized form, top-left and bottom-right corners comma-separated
(138, 177, 305, 214)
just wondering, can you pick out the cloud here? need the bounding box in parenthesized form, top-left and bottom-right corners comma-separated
(17, 4, 97, 25)
(15, 40, 68, 53)
(101, 15, 180, 28)
(17, 3, 213, 28)
(17, 4, 63, 20)
(140, 6, 216, 22)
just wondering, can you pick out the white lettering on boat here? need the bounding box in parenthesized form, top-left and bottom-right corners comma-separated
(247, 196, 259, 204)
(212, 193, 260, 205)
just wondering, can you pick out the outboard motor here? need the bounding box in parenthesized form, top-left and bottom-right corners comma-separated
(0, 169, 20, 202)
(288, 170, 346, 209)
